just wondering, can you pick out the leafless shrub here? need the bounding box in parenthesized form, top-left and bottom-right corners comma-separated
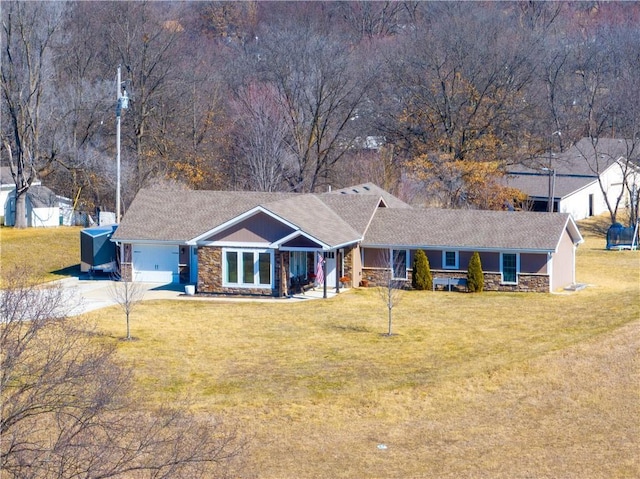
(375, 249, 406, 336)
(109, 274, 146, 340)
(1, 267, 245, 478)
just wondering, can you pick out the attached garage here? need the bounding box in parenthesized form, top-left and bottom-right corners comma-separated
(132, 244, 179, 283)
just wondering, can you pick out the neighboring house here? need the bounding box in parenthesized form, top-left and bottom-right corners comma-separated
(1, 167, 74, 227)
(504, 138, 640, 220)
(112, 182, 583, 294)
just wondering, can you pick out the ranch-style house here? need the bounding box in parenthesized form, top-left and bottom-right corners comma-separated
(111, 183, 584, 295)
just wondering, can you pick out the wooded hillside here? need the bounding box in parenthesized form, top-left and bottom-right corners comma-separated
(2, 1, 639, 215)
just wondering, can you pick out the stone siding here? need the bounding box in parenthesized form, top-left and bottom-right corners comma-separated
(120, 263, 132, 282)
(361, 268, 411, 289)
(197, 246, 282, 297)
(482, 272, 549, 292)
(342, 246, 355, 287)
(362, 267, 550, 292)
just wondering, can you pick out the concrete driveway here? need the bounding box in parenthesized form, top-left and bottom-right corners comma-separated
(55, 275, 337, 316)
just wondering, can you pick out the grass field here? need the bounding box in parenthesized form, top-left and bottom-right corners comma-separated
(85, 226, 638, 478)
(0, 226, 82, 284)
(3, 221, 639, 478)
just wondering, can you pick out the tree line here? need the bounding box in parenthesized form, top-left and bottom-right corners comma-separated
(2, 1, 640, 226)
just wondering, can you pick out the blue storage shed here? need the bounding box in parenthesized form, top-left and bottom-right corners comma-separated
(80, 225, 118, 273)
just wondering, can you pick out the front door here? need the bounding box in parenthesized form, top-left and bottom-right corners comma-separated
(324, 251, 336, 287)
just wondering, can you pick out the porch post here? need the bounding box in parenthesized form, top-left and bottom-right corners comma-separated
(281, 252, 288, 297)
(323, 258, 327, 299)
(335, 250, 341, 294)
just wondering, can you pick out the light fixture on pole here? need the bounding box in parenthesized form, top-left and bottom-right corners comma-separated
(116, 66, 129, 223)
(541, 167, 556, 212)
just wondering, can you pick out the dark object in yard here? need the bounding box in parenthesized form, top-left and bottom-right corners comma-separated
(80, 225, 118, 273)
(606, 222, 638, 250)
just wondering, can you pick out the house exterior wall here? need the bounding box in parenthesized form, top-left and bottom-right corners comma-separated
(120, 244, 133, 282)
(483, 272, 549, 292)
(361, 247, 553, 292)
(559, 164, 636, 220)
(559, 180, 609, 220)
(30, 206, 61, 227)
(197, 246, 281, 297)
(208, 212, 294, 243)
(3, 183, 70, 227)
(344, 245, 360, 288)
(361, 266, 550, 292)
(550, 229, 576, 291)
(520, 253, 548, 274)
(1, 187, 12, 225)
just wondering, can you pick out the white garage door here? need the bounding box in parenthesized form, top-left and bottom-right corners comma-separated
(132, 244, 179, 283)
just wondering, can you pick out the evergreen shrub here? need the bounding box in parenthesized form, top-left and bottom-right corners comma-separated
(412, 249, 432, 291)
(467, 251, 484, 292)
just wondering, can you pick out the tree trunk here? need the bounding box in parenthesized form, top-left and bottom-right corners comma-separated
(14, 193, 27, 229)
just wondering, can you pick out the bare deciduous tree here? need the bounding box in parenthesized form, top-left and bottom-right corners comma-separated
(230, 82, 291, 191)
(573, 138, 639, 225)
(1, 2, 65, 228)
(0, 267, 245, 478)
(248, 22, 374, 192)
(109, 274, 146, 340)
(376, 249, 406, 336)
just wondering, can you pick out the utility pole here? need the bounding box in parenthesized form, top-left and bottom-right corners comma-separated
(115, 67, 129, 280)
(116, 66, 129, 223)
(542, 167, 556, 212)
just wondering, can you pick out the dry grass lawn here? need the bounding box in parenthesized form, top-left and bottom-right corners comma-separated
(84, 222, 639, 479)
(0, 226, 82, 284)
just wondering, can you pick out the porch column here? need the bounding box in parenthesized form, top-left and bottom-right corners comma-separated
(280, 251, 289, 297)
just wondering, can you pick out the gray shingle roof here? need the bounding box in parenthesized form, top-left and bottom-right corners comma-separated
(317, 193, 386, 236)
(113, 186, 581, 252)
(112, 188, 386, 247)
(511, 137, 637, 177)
(502, 173, 595, 199)
(330, 182, 412, 209)
(363, 208, 578, 251)
(505, 137, 639, 200)
(262, 194, 362, 247)
(112, 190, 296, 242)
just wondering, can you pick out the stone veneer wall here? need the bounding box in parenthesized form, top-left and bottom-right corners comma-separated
(482, 272, 549, 292)
(197, 246, 280, 296)
(120, 263, 132, 282)
(361, 268, 549, 292)
(342, 246, 355, 287)
(361, 268, 411, 289)
(117, 244, 133, 281)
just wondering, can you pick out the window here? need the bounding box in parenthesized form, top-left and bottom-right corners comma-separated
(258, 253, 271, 284)
(392, 249, 408, 279)
(443, 251, 459, 269)
(290, 251, 307, 279)
(242, 252, 254, 284)
(226, 251, 238, 283)
(501, 253, 518, 283)
(224, 249, 273, 287)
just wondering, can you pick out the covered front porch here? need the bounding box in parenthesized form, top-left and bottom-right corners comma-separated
(280, 249, 347, 297)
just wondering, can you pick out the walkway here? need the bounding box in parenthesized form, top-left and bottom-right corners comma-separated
(55, 276, 340, 316)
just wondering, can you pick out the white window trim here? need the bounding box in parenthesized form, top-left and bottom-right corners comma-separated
(500, 252, 520, 284)
(442, 250, 459, 269)
(222, 248, 274, 288)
